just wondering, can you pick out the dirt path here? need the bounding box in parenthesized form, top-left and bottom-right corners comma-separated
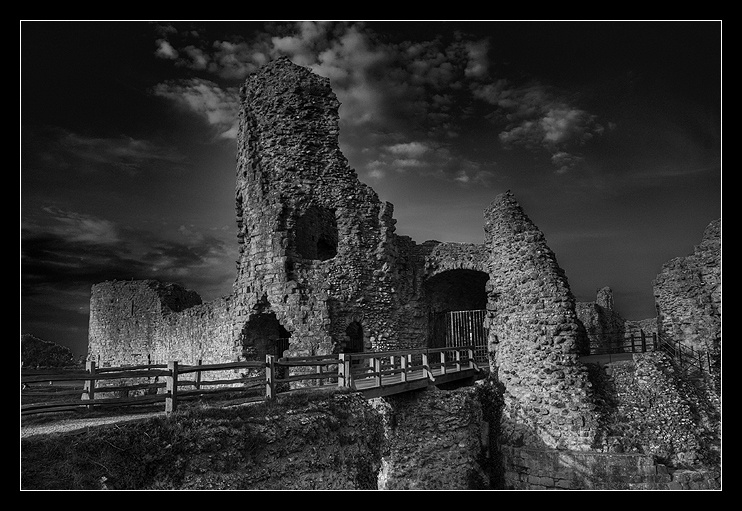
(21, 412, 164, 439)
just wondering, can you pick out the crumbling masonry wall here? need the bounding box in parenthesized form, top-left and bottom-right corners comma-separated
(484, 192, 600, 451)
(229, 56, 433, 359)
(87, 280, 237, 367)
(576, 287, 658, 354)
(653, 219, 721, 363)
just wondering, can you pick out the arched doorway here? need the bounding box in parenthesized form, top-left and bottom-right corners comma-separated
(423, 269, 489, 362)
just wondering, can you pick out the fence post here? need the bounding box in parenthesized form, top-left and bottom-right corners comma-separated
(165, 361, 178, 413)
(641, 331, 647, 352)
(82, 360, 96, 409)
(374, 357, 381, 387)
(195, 359, 202, 390)
(338, 353, 348, 388)
(423, 351, 430, 381)
(265, 355, 275, 399)
(316, 362, 323, 386)
(468, 348, 475, 370)
(400, 354, 408, 382)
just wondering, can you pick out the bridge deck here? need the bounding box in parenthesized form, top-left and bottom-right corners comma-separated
(348, 363, 480, 398)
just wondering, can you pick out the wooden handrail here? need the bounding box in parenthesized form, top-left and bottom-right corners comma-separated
(22, 346, 480, 416)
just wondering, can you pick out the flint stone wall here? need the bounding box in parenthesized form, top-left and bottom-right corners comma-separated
(87, 280, 237, 367)
(484, 192, 600, 451)
(576, 287, 658, 354)
(501, 446, 720, 490)
(653, 219, 721, 356)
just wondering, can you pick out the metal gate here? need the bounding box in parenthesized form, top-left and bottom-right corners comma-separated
(432, 309, 488, 365)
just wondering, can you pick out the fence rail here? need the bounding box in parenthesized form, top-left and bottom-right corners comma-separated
(22, 346, 481, 416)
(590, 331, 713, 376)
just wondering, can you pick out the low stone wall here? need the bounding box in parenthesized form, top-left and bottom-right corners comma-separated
(501, 446, 720, 490)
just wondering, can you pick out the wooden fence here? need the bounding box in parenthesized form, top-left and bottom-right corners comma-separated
(21, 346, 480, 416)
(21, 359, 267, 416)
(590, 331, 713, 376)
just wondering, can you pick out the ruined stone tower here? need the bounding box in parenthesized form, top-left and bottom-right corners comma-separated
(231, 56, 410, 359)
(88, 56, 602, 450)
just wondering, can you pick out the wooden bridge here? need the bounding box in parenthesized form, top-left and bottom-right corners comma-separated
(272, 346, 483, 400)
(22, 346, 484, 415)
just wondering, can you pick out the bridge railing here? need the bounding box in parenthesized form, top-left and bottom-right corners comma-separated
(589, 331, 713, 376)
(22, 346, 480, 416)
(337, 346, 478, 390)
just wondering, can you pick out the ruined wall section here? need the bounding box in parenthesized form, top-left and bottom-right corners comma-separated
(653, 219, 721, 357)
(233, 57, 426, 357)
(576, 287, 659, 354)
(88, 280, 235, 366)
(484, 191, 600, 451)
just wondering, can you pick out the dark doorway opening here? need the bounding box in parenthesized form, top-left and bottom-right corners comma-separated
(240, 312, 292, 360)
(345, 321, 364, 353)
(423, 269, 489, 363)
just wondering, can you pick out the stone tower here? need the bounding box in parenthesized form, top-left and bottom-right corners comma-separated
(484, 191, 599, 450)
(231, 56, 406, 359)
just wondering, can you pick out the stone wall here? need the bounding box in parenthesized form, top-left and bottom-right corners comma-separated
(499, 348, 721, 489)
(653, 219, 721, 358)
(373, 386, 490, 489)
(229, 56, 434, 360)
(484, 191, 601, 451)
(501, 446, 720, 490)
(88, 280, 237, 367)
(588, 352, 721, 468)
(576, 287, 658, 354)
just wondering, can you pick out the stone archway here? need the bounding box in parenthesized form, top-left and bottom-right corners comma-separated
(423, 269, 489, 357)
(423, 269, 489, 315)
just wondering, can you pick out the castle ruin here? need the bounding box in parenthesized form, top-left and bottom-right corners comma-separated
(88, 57, 720, 457)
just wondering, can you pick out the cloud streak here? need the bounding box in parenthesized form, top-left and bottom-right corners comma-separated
(21, 208, 235, 300)
(23, 126, 186, 178)
(152, 79, 241, 140)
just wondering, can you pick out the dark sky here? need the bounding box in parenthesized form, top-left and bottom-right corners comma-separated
(20, 21, 722, 357)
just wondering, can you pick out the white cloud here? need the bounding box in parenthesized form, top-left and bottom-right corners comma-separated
(464, 40, 489, 78)
(152, 78, 240, 139)
(385, 141, 431, 158)
(154, 39, 178, 59)
(454, 170, 470, 183)
(40, 207, 120, 245)
(482, 82, 604, 172)
(541, 107, 599, 146)
(550, 151, 584, 174)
